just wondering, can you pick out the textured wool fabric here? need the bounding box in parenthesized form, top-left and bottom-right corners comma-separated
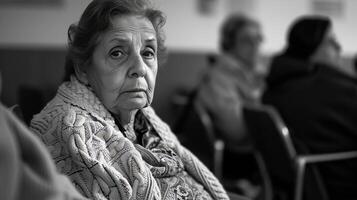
(0, 103, 87, 200)
(30, 76, 230, 200)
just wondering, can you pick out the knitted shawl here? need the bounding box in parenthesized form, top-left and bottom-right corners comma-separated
(30, 76, 229, 200)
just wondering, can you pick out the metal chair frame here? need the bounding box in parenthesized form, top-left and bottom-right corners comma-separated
(243, 103, 357, 200)
(194, 101, 273, 200)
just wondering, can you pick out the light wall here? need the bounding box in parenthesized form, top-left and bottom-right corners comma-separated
(0, 0, 356, 54)
(256, 0, 357, 56)
(0, 0, 89, 48)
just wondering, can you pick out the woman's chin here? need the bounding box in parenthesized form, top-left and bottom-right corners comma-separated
(122, 99, 148, 110)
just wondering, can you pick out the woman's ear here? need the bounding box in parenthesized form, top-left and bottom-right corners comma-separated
(74, 64, 89, 85)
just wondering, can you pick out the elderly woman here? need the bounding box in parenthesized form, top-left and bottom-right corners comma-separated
(197, 14, 265, 145)
(30, 0, 233, 199)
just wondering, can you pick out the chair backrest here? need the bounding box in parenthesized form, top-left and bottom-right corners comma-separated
(243, 104, 333, 200)
(243, 103, 297, 185)
(193, 101, 217, 145)
(171, 89, 218, 170)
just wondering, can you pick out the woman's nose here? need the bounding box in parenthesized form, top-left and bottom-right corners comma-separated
(128, 54, 147, 78)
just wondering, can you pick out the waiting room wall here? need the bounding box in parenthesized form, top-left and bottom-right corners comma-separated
(0, 48, 209, 126)
(0, 0, 356, 125)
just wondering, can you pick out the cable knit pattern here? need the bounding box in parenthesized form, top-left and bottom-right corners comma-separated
(30, 76, 229, 200)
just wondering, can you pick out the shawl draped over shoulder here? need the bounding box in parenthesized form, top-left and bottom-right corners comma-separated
(30, 76, 229, 200)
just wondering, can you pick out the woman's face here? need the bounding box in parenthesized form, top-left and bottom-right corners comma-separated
(232, 24, 263, 67)
(312, 27, 341, 67)
(84, 15, 158, 115)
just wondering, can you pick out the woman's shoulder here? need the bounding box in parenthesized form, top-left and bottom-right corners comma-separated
(31, 78, 114, 132)
(30, 93, 93, 136)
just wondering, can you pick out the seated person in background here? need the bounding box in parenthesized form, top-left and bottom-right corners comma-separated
(197, 13, 266, 145)
(263, 15, 357, 200)
(30, 0, 235, 199)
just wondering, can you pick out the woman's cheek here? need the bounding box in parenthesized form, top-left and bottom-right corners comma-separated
(146, 70, 157, 104)
(146, 86, 155, 105)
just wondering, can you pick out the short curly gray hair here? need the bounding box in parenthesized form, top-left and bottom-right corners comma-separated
(64, 0, 167, 81)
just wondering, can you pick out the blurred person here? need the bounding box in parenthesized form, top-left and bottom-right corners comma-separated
(0, 103, 87, 200)
(196, 13, 265, 145)
(178, 14, 265, 199)
(29, 0, 241, 199)
(263, 15, 357, 200)
(0, 72, 86, 200)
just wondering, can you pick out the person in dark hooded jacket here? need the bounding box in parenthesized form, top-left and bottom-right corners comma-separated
(263, 15, 357, 200)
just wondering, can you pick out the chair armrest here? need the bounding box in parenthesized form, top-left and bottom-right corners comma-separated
(297, 151, 357, 164)
(228, 191, 252, 200)
(294, 151, 357, 200)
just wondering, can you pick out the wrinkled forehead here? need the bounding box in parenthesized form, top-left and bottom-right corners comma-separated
(97, 15, 157, 45)
(109, 14, 156, 36)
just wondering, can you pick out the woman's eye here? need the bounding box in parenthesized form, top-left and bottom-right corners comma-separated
(110, 49, 124, 59)
(142, 48, 156, 59)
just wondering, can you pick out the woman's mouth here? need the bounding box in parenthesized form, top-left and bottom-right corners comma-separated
(125, 88, 146, 93)
(122, 88, 147, 97)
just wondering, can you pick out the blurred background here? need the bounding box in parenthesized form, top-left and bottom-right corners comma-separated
(0, 0, 356, 123)
(1, 0, 356, 125)
(1, 0, 357, 198)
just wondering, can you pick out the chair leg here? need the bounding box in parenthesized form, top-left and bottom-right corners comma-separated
(254, 151, 273, 200)
(295, 159, 306, 200)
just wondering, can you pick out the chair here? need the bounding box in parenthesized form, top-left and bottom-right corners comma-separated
(171, 89, 225, 178)
(196, 101, 276, 200)
(193, 101, 226, 180)
(243, 103, 357, 200)
(172, 88, 273, 199)
(172, 90, 253, 199)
